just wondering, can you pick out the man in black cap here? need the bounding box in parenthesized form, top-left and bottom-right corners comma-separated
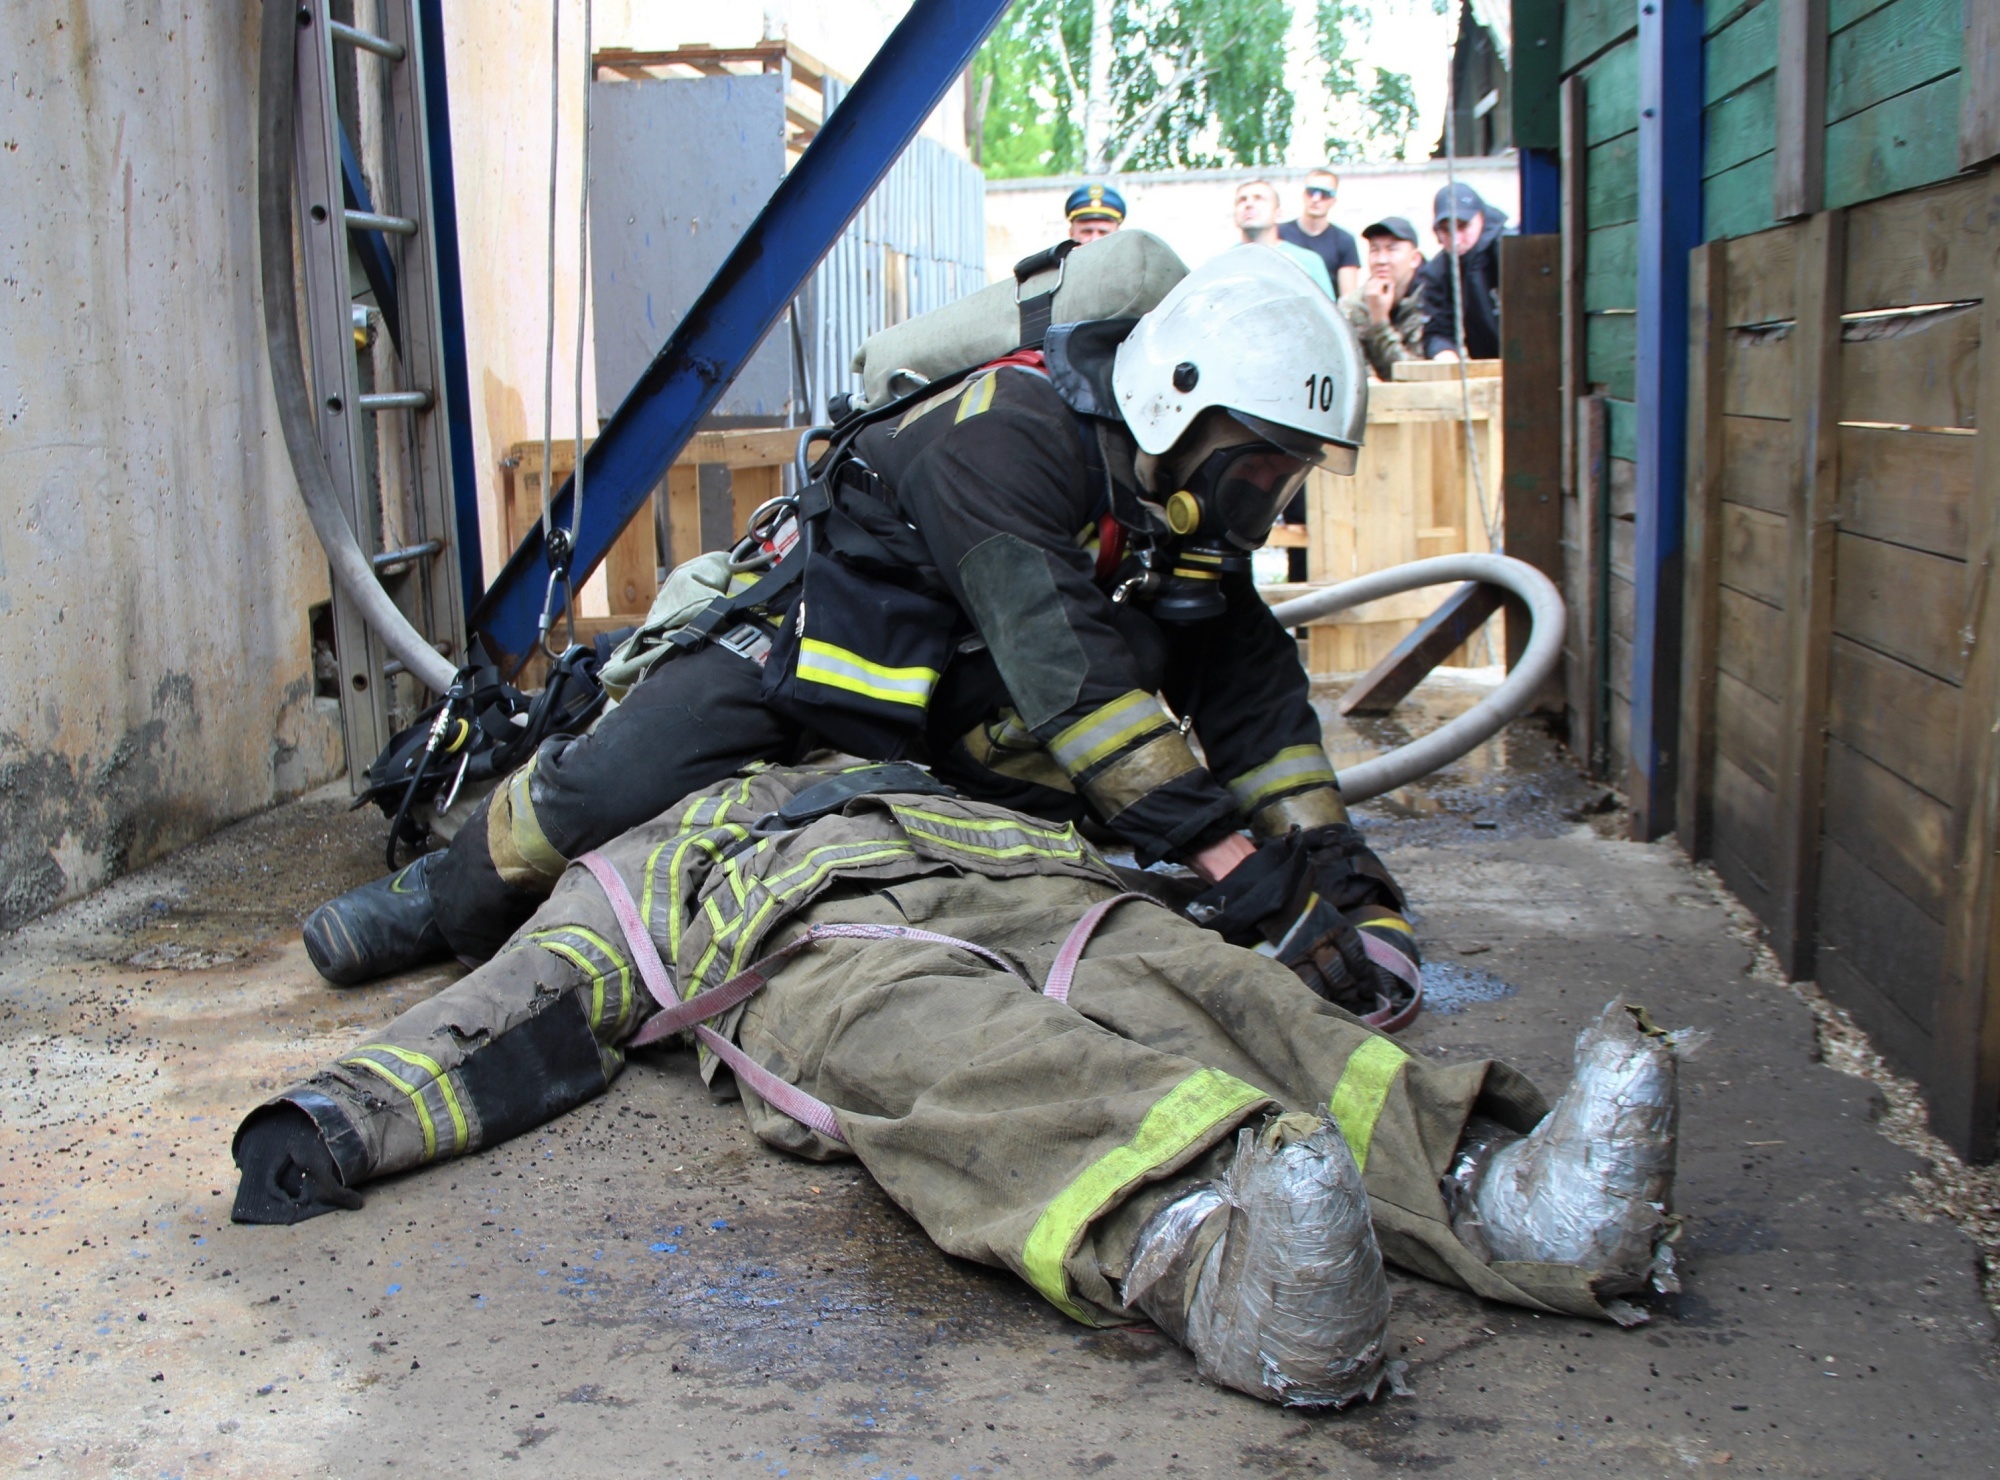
(1340, 217, 1430, 381)
(1414, 182, 1508, 362)
(1066, 183, 1127, 244)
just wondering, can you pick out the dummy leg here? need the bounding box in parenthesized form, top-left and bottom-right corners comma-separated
(824, 874, 1682, 1324)
(730, 885, 1393, 1407)
(234, 922, 640, 1219)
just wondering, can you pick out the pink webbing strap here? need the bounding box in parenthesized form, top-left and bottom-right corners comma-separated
(1042, 891, 1152, 1005)
(690, 1025, 847, 1142)
(575, 855, 1040, 1141)
(802, 922, 1028, 983)
(576, 850, 848, 1141)
(1357, 930, 1425, 1033)
(624, 933, 817, 1049)
(577, 852, 676, 1011)
(1358, 930, 1422, 993)
(625, 922, 1028, 1050)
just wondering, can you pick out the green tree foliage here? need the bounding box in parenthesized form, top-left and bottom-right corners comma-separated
(972, 0, 1295, 179)
(1314, 0, 1422, 161)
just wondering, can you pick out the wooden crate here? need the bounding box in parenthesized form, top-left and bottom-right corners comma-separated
(499, 426, 804, 620)
(1297, 369, 1505, 674)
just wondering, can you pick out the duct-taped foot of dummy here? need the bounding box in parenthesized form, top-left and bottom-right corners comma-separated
(1443, 998, 1706, 1324)
(231, 1105, 364, 1225)
(1123, 1112, 1394, 1408)
(302, 854, 452, 986)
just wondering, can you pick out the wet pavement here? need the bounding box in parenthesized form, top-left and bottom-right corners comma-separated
(2, 674, 1993, 1476)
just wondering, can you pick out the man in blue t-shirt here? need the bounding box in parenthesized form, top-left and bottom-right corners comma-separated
(1277, 169, 1361, 299)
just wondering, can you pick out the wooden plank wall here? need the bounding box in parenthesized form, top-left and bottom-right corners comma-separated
(1677, 169, 2000, 1155)
(1684, 222, 1796, 927)
(500, 428, 800, 620)
(1558, 0, 1996, 1148)
(1817, 174, 1986, 1084)
(1704, 0, 1781, 239)
(1700, 0, 1967, 243)
(1501, 235, 1566, 701)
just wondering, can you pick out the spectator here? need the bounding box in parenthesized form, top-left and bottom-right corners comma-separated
(1414, 182, 1508, 362)
(1232, 179, 1334, 298)
(1341, 217, 1429, 381)
(1278, 169, 1361, 298)
(1065, 183, 1126, 244)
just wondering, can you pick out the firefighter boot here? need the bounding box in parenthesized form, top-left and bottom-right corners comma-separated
(301, 854, 452, 986)
(1124, 1112, 1392, 1408)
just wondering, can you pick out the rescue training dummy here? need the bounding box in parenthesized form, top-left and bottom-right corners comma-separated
(236, 763, 1699, 1408)
(301, 239, 1424, 1033)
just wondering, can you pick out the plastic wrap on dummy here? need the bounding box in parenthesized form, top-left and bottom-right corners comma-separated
(1125, 1112, 1393, 1409)
(1452, 998, 1707, 1322)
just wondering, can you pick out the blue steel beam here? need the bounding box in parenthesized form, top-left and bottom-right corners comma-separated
(470, 0, 1016, 667)
(1630, 0, 1705, 837)
(1517, 147, 1559, 236)
(418, 0, 485, 611)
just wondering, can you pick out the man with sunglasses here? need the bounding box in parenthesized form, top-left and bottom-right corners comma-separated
(1278, 169, 1361, 299)
(305, 250, 1421, 1033)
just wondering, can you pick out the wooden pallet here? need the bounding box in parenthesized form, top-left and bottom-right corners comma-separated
(498, 426, 815, 621)
(1295, 368, 1505, 674)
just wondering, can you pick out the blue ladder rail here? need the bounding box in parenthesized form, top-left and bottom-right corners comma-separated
(468, 0, 1015, 670)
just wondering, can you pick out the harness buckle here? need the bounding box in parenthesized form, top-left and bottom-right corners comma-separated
(714, 621, 775, 667)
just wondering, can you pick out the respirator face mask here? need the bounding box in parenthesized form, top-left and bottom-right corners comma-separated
(1139, 414, 1323, 623)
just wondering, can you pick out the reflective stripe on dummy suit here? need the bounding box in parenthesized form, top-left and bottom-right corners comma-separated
(424, 636, 810, 960)
(246, 766, 1625, 1324)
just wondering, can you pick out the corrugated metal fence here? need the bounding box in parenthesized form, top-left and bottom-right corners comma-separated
(798, 77, 987, 421)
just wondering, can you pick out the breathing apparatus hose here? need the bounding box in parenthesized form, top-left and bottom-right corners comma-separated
(1269, 553, 1566, 805)
(257, 0, 458, 696)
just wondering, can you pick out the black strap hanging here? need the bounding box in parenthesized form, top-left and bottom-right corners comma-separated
(1012, 239, 1079, 349)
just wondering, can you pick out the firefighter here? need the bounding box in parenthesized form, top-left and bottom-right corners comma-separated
(235, 764, 1690, 1407)
(304, 250, 1422, 1031)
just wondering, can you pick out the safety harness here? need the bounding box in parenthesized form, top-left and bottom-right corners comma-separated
(578, 849, 1149, 1143)
(658, 325, 1129, 760)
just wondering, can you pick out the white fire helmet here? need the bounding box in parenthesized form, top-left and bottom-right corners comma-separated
(1112, 245, 1367, 474)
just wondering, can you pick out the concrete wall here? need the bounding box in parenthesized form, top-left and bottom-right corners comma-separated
(0, 0, 974, 930)
(985, 159, 1523, 283)
(0, 3, 344, 932)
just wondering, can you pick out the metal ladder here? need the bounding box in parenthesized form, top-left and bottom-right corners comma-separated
(292, 0, 468, 786)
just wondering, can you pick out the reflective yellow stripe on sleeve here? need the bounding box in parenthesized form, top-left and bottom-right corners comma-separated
(954, 372, 998, 422)
(796, 638, 938, 709)
(1021, 1068, 1270, 1322)
(340, 1045, 470, 1163)
(1048, 691, 1176, 776)
(1327, 1035, 1410, 1174)
(1227, 744, 1340, 813)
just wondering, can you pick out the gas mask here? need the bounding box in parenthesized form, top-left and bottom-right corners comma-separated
(1122, 413, 1321, 623)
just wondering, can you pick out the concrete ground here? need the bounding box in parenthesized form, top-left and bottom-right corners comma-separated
(2, 679, 1994, 1477)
